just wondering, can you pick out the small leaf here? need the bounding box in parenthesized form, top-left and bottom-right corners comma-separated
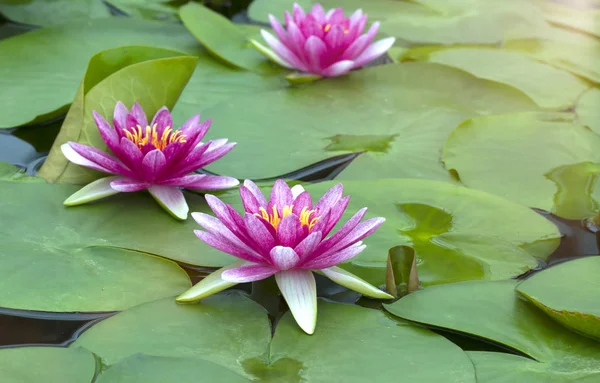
(386, 245, 420, 298)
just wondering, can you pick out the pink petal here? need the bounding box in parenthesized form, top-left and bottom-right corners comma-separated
(116, 137, 144, 172)
(300, 15, 324, 39)
(348, 9, 364, 31)
(172, 141, 236, 177)
(194, 230, 265, 264)
(321, 217, 385, 257)
(292, 191, 312, 215)
(286, 21, 308, 61)
(150, 107, 173, 136)
(61, 143, 112, 174)
(240, 185, 263, 214)
(275, 269, 317, 334)
(162, 174, 239, 190)
(325, 25, 345, 50)
(316, 207, 367, 254)
(310, 3, 326, 23)
(147, 185, 188, 220)
(292, 3, 306, 24)
(204, 194, 249, 241)
(110, 178, 150, 192)
(129, 102, 148, 128)
(66, 142, 132, 176)
(315, 183, 343, 212)
(294, 231, 323, 259)
(269, 179, 293, 210)
(304, 35, 327, 73)
(222, 264, 278, 283)
(269, 14, 290, 46)
(242, 180, 267, 207)
(261, 30, 308, 72)
(276, 214, 302, 247)
(352, 37, 396, 68)
(321, 60, 354, 77)
(343, 22, 380, 60)
(141, 149, 167, 181)
(244, 213, 276, 255)
(301, 242, 366, 269)
(270, 246, 300, 270)
(326, 8, 345, 24)
(113, 101, 129, 133)
(322, 195, 350, 236)
(92, 111, 119, 151)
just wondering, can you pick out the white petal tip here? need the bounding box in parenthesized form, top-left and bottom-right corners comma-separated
(63, 177, 121, 206)
(148, 186, 189, 221)
(290, 184, 306, 198)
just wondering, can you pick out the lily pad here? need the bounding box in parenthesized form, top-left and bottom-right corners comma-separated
(443, 111, 600, 212)
(0, 17, 282, 129)
(264, 300, 476, 382)
(546, 162, 600, 219)
(0, 347, 96, 383)
(531, 0, 600, 38)
(38, 46, 197, 185)
(95, 354, 249, 383)
(73, 293, 271, 376)
(0, 0, 110, 26)
(416, 47, 589, 109)
(106, 0, 180, 21)
(577, 87, 600, 135)
(179, 2, 276, 73)
(0, 180, 247, 312)
(516, 256, 600, 341)
(202, 62, 536, 181)
(385, 280, 600, 382)
(0, 162, 40, 182)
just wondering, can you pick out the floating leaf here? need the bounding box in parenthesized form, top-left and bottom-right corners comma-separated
(0, 347, 95, 383)
(385, 245, 419, 298)
(443, 112, 600, 212)
(0, 0, 110, 26)
(531, 0, 600, 38)
(577, 87, 600, 135)
(95, 354, 249, 383)
(248, 0, 314, 23)
(516, 256, 600, 341)
(38, 46, 197, 185)
(202, 63, 536, 181)
(179, 2, 276, 73)
(546, 162, 600, 219)
(106, 0, 180, 21)
(385, 280, 600, 382)
(0, 162, 40, 182)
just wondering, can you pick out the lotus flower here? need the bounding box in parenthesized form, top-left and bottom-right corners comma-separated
(61, 102, 239, 220)
(250, 3, 396, 78)
(177, 179, 392, 334)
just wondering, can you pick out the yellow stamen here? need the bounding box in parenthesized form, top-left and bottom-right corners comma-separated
(122, 124, 187, 150)
(256, 205, 320, 230)
(324, 24, 331, 32)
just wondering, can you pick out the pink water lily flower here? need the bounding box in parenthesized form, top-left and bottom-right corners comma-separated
(61, 102, 239, 220)
(250, 3, 396, 78)
(177, 179, 392, 334)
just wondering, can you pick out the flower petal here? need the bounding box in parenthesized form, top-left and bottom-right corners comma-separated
(286, 21, 308, 61)
(244, 213, 276, 255)
(323, 195, 350, 236)
(117, 138, 144, 171)
(301, 242, 366, 269)
(292, 3, 306, 24)
(110, 178, 150, 192)
(242, 180, 267, 207)
(222, 264, 278, 283)
(171, 141, 236, 177)
(194, 230, 265, 264)
(275, 269, 317, 335)
(276, 214, 302, 248)
(203, 194, 249, 240)
(150, 106, 173, 136)
(141, 149, 167, 181)
(321, 217, 385, 256)
(129, 102, 148, 128)
(326, 8, 345, 24)
(63, 176, 121, 206)
(240, 185, 263, 214)
(162, 174, 239, 190)
(343, 22, 379, 60)
(261, 30, 308, 71)
(352, 37, 396, 68)
(294, 231, 322, 259)
(176, 260, 248, 302)
(269, 14, 290, 45)
(113, 101, 129, 132)
(92, 111, 119, 151)
(325, 25, 345, 50)
(313, 207, 366, 254)
(321, 60, 354, 77)
(148, 185, 188, 220)
(320, 266, 393, 299)
(63, 142, 132, 176)
(249, 39, 295, 69)
(310, 3, 326, 23)
(292, 190, 312, 215)
(290, 184, 305, 199)
(270, 246, 300, 270)
(269, 179, 294, 210)
(61, 143, 112, 174)
(304, 35, 327, 74)
(315, 183, 344, 212)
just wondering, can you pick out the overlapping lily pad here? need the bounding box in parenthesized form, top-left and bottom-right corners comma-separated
(517, 256, 600, 340)
(75, 293, 477, 382)
(578, 87, 600, 135)
(0, 347, 96, 383)
(0, 0, 110, 26)
(202, 62, 536, 181)
(546, 161, 600, 219)
(0, 180, 242, 312)
(385, 279, 600, 382)
(443, 111, 600, 213)
(0, 17, 283, 129)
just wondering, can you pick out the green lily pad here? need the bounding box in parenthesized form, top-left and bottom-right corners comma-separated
(442, 111, 600, 213)
(577, 87, 600, 135)
(0, 17, 283, 129)
(0, 347, 96, 383)
(38, 46, 197, 185)
(73, 293, 271, 377)
(202, 62, 536, 181)
(0, 180, 248, 312)
(0, 0, 110, 26)
(516, 256, 600, 341)
(179, 2, 276, 73)
(95, 354, 249, 383)
(106, 0, 180, 21)
(546, 162, 600, 219)
(0, 163, 40, 182)
(248, 0, 313, 23)
(417, 47, 589, 109)
(262, 300, 476, 382)
(532, 0, 600, 38)
(385, 280, 600, 382)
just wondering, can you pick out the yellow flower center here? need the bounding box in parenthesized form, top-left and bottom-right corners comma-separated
(123, 124, 187, 150)
(256, 205, 320, 230)
(323, 23, 349, 34)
